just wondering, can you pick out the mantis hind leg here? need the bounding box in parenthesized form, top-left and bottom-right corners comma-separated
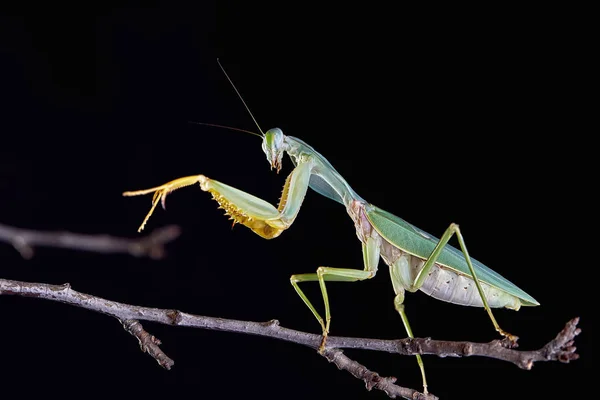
(290, 268, 375, 352)
(414, 223, 517, 342)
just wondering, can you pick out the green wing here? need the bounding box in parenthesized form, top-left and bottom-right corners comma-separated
(366, 205, 539, 306)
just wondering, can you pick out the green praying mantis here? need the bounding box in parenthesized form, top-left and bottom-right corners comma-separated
(123, 61, 539, 394)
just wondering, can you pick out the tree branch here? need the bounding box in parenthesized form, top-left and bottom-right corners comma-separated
(0, 223, 181, 259)
(0, 278, 581, 400)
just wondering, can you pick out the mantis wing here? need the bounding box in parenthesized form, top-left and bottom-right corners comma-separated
(366, 205, 539, 306)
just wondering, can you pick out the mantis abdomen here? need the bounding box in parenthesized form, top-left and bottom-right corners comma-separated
(381, 240, 522, 311)
(419, 263, 522, 310)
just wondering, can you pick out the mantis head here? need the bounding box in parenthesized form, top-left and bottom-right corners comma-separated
(262, 128, 285, 173)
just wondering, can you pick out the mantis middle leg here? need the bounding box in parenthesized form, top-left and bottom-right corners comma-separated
(290, 236, 381, 351)
(290, 268, 375, 348)
(292, 266, 429, 394)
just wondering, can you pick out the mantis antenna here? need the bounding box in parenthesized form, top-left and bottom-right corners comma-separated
(188, 121, 263, 139)
(217, 58, 265, 137)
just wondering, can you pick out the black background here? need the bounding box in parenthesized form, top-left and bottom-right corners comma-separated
(0, 4, 591, 399)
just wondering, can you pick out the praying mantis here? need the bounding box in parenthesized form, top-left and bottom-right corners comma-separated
(122, 61, 539, 394)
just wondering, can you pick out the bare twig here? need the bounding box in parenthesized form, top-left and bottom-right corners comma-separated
(0, 223, 181, 259)
(321, 348, 436, 400)
(121, 319, 175, 369)
(0, 278, 581, 399)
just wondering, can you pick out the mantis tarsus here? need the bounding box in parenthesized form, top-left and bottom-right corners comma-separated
(123, 61, 539, 394)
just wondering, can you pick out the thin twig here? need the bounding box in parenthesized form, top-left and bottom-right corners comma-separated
(121, 319, 175, 369)
(0, 223, 181, 259)
(0, 278, 581, 399)
(321, 348, 436, 400)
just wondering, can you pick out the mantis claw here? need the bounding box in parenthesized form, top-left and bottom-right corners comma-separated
(318, 319, 330, 353)
(123, 175, 206, 232)
(318, 333, 329, 354)
(160, 190, 169, 210)
(501, 334, 520, 348)
(497, 328, 519, 348)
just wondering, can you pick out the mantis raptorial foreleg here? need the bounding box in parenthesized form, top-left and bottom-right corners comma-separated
(123, 160, 312, 238)
(413, 223, 518, 342)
